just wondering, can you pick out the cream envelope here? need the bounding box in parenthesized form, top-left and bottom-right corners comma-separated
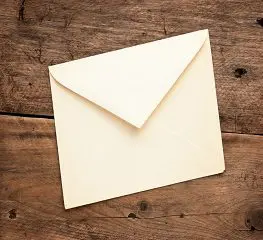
(49, 29, 225, 209)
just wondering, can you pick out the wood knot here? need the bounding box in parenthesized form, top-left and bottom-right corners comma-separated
(234, 68, 247, 78)
(139, 201, 148, 211)
(8, 209, 17, 219)
(256, 18, 263, 27)
(245, 208, 263, 231)
(128, 212, 137, 219)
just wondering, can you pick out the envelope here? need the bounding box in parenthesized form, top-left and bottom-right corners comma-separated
(49, 29, 225, 209)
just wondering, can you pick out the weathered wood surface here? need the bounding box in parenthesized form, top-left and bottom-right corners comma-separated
(0, 0, 262, 134)
(1, 115, 263, 239)
(0, 0, 263, 239)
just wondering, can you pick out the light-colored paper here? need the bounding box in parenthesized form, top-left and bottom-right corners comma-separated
(49, 29, 225, 209)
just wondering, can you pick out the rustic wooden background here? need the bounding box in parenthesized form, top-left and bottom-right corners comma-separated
(0, 0, 262, 239)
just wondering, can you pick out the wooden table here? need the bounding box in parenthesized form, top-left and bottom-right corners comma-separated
(1, 1, 263, 239)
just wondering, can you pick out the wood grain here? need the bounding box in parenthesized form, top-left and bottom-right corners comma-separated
(1, 115, 263, 239)
(0, 0, 262, 134)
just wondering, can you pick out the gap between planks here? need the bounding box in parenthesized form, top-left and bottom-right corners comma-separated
(0, 112, 262, 136)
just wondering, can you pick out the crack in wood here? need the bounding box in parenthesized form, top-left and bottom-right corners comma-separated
(18, 0, 26, 21)
(0, 112, 54, 119)
(74, 211, 237, 221)
(163, 17, 167, 35)
(35, 41, 44, 64)
(64, 15, 73, 29)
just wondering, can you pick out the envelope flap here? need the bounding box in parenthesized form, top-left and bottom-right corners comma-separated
(49, 30, 208, 128)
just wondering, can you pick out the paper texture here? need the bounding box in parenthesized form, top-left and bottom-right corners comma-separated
(49, 29, 225, 209)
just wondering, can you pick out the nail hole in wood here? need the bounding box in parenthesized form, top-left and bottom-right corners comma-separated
(180, 213, 184, 218)
(246, 208, 263, 231)
(256, 18, 263, 27)
(9, 209, 16, 219)
(234, 68, 247, 78)
(128, 212, 137, 219)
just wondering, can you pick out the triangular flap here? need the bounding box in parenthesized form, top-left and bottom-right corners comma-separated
(49, 29, 208, 128)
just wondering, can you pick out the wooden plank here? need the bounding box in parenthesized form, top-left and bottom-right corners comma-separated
(1, 115, 263, 239)
(0, 0, 262, 134)
(1, 202, 263, 240)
